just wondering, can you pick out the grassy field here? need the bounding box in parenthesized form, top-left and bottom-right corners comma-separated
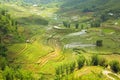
(74, 66, 108, 80)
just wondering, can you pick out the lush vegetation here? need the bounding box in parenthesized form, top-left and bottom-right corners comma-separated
(0, 6, 35, 80)
(0, 0, 120, 80)
(110, 60, 120, 73)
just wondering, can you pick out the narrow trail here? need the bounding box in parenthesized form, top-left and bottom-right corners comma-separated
(11, 35, 38, 61)
(16, 43, 28, 56)
(36, 35, 61, 68)
(11, 32, 62, 70)
(36, 48, 60, 68)
(12, 43, 28, 59)
(102, 70, 120, 80)
(14, 35, 39, 58)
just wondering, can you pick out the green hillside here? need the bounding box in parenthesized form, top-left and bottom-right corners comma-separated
(60, 0, 120, 12)
(1, 0, 120, 14)
(0, 0, 120, 80)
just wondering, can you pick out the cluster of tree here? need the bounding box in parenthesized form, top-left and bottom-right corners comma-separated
(82, 8, 94, 13)
(100, 9, 120, 22)
(63, 21, 70, 28)
(90, 55, 120, 73)
(55, 61, 76, 80)
(63, 21, 81, 29)
(90, 55, 107, 67)
(90, 9, 120, 27)
(55, 56, 86, 80)
(2, 66, 34, 80)
(0, 8, 27, 79)
(90, 20, 101, 27)
(0, 10, 10, 56)
(55, 54, 120, 80)
(0, 8, 19, 57)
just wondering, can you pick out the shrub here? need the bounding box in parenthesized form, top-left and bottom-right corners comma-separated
(0, 56, 7, 70)
(91, 55, 107, 67)
(0, 44, 7, 57)
(110, 60, 120, 73)
(3, 66, 14, 80)
(91, 55, 99, 66)
(98, 57, 107, 67)
(69, 61, 76, 73)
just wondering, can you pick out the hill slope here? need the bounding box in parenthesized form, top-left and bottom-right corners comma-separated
(60, 0, 120, 12)
(1, 0, 120, 13)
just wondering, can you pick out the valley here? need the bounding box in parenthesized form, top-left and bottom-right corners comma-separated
(0, 0, 120, 80)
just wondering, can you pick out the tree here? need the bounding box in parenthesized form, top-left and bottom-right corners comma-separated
(0, 8, 19, 57)
(91, 20, 101, 27)
(55, 66, 60, 76)
(96, 40, 103, 47)
(91, 55, 99, 66)
(68, 23, 71, 28)
(69, 62, 76, 73)
(75, 23, 79, 29)
(65, 64, 69, 75)
(55, 65, 62, 80)
(100, 14, 108, 22)
(77, 56, 85, 69)
(0, 9, 7, 16)
(16, 69, 34, 80)
(63, 21, 68, 27)
(3, 66, 14, 80)
(0, 44, 7, 57)
(81, 24, 84, 29)
(0, 56, 7, 70)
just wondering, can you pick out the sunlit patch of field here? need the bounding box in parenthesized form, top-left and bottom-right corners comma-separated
(100, 54, 120, 63)
(0, 3, 59, 20)
(37, 7, 59, 17)
(8, 35, 53, 62)
(74, 66, 105, 79)
(7, 43, 26, 58)
(108, 73, 120, 80)
(56, 66, 110, 80)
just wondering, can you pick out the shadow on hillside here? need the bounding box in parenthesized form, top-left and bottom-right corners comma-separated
(16, 15, 49, 25)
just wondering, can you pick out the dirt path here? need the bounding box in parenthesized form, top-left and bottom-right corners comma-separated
(12, 35, 38, 61)
(36, 48, 60, 68)
(15, 35, 39, 57)
(17, 43, 28, 55)
(102, 70, 120, 80)
(12, 43, 28, 59)
(36, 34, 61, 68)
